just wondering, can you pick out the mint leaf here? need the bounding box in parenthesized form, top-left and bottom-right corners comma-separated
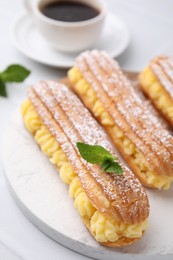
(102, 160, 123, 174)
(0, 64, 30, 97)
(0, 64, 30, 83)
(76, 142, 123, 175)
(101, 158, 114, 171)
(77, 142, 113, 164)
(0, 78, 7, 97)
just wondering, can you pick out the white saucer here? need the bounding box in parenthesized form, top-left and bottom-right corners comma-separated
(10, 12, 130, 68)
(2, 110, 173, 259)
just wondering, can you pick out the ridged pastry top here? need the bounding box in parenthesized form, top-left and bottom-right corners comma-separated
(74, 50, 173, 177)
(149, 56, 173, 99)
(28, 81, 149, 224)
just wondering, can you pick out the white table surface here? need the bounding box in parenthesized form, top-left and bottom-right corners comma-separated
(0, 0, 173, 259)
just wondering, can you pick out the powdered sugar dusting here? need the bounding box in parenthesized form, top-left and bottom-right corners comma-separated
(75, 50, 173, 176)
(150, 56, 173, 99)
(27, 81, 149, 223)
(49, 82, 112, 151)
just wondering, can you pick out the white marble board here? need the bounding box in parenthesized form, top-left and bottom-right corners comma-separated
(2, 110, 173, 260)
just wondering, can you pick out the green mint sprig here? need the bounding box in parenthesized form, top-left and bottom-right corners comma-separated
(0, 64, 30, 97)
(76, 142, 123, 175)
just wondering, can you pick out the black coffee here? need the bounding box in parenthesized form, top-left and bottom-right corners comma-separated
(41, 1, 99, 22)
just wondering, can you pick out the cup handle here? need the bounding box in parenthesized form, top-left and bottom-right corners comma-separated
(23, 0, 34, 14)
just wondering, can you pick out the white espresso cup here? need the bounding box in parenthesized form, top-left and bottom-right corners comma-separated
(24, 0, 107, 52)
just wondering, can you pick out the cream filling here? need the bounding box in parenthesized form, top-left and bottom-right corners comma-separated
(68, 67, 173, 190)
(20, 99, 148, 243)
(139, 67, 173, 122)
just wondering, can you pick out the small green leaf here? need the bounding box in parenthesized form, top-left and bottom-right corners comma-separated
(101, 159, 123, 174)
(0, 78, 7, 97)
(77, 142, 113, 164)
(0, 64, 30, 83)
(76, 142, 123, 175)
(101, 157, 114, 171)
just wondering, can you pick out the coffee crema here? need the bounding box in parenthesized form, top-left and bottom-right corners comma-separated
(41, 1, 100, 22)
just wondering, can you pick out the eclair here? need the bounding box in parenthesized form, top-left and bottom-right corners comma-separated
(21, 81, 149, 247)
(139, 55, 173, 126)
(68, 50, 173, 190)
